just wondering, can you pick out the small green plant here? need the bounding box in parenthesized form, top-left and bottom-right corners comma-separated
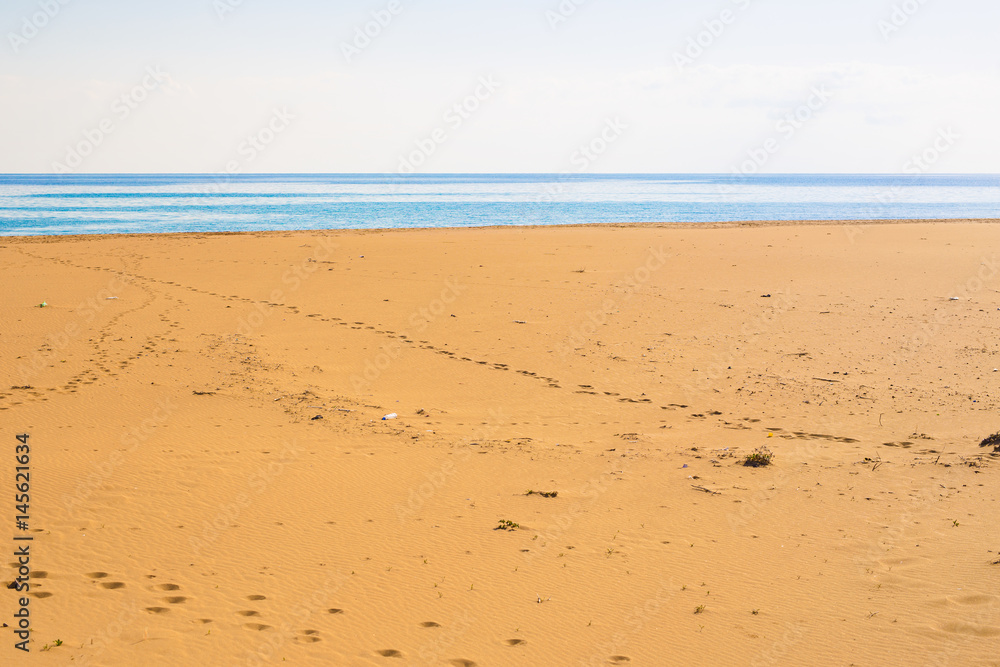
(496, 519, 520, 531)
(526, 490, 558, 498)
(694, 605, 706, 614)
(743, 446, 773, 468)
(952, 520, 960, 527)
(41, 639, 63, 651)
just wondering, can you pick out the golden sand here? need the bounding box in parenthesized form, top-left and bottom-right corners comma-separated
(2, 221, 999, 665)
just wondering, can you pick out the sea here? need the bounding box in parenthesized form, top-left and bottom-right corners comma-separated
(0, 173, 997, 237)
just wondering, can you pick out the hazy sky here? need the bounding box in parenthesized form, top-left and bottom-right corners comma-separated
(1, 0, 997, 173)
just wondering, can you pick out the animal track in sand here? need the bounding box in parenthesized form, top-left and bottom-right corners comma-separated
(609, 657, 632, 663)
(101, 581, 126, 589)
(327, 608, 344, 614)
(504, 639, 526, 646)
(247, 594, 266, 601)
(85, 572, 109, 579)
(377, 649, 404, 658)
(309, 314, 679, 408)
(145, 607, 170, 614)
(450, 660, 478, 667)
(32, 591, 53, 598)
(244, 623, 272, 631)
(155, 583, 181, 591)
(32, 571, 48, 578)
(163, 596, 189, 604)
(237, 610, 261, 617)
(419, 621, 441, 628)
(5, 264, 706, 425)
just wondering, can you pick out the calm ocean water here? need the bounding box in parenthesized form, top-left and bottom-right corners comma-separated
(0, 174, 997, 236)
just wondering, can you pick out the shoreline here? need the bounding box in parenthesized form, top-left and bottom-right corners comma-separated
(4, 216, 1000, 242)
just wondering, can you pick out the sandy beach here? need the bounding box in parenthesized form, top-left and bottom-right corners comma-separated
(2, 220, 999, 666)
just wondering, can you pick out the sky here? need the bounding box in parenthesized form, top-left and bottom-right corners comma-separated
(1, 0, 998, 173)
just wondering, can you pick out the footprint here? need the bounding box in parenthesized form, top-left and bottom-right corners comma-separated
(247, 594, 266, 601)
(32, 571, 49, 579)
(955, 594, 995, 606)
(156, 583, 181, 591)
(145, 607, 170, 614)
(237, 610, 260, 617)
(297, 635, 322, 643)
(194, 619, 213, 624)
(610, 658, 632, 664)
(450, 660, 478, 667)
(504, 639, 526, 646)
(85, 572, 109, 579)
(102, 582, 126, 589)
(328, 608, 344, 615)
(935, 621, 1000, 637)
(419, 621, 441, 628)
(164, 596, 189, 604)
(244, 623, 272, 631)
(377, 649, 403, 658)
(32, 591, 53, 598)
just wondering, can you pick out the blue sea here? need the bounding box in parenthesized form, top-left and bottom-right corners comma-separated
(0, 174, 997, 236)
